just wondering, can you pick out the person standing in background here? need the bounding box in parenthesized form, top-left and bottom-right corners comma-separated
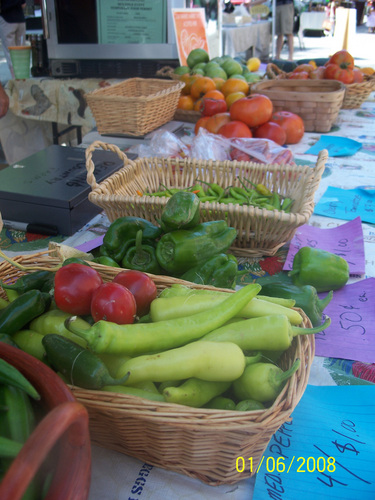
(275, 0, 294, 61)
(0, 1, 26, 78)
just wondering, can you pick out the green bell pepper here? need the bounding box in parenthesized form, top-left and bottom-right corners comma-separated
(102, 216, 162, 263)
(121, 230, 161, 275)
(180, 253, 239, 289)
(258, 280, 333, 327)
(289, 246, 349, 292)
(160, 191, 200, 232)
(156, 220, 237, 275)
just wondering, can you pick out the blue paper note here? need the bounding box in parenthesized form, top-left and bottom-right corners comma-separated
(314, 186, 375, 224)
(253, 385, 375, 499)
(305, 135, 362, 156)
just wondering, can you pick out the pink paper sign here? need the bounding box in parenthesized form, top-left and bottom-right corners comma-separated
(314, 278, 375, 363)
(283, 217, 365, 276)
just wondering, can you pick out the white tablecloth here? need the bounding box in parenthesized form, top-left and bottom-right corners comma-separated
(222, 21, 271, 59)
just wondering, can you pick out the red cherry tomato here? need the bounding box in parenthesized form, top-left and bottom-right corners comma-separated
(54, 263, 103, 316)
(90, 282, 137, 324)
(217, 120, 252, 138)
(253, 121, 287, 146)
(269, 111, 305, 144)
(229, 94, 273, 128)
(113, 270, 157, 317)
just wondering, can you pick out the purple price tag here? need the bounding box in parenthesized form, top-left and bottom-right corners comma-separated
(315, 278, 375, 363)
(283, 217, 365, 276)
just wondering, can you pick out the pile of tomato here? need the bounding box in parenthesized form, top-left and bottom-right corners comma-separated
(54, 264, 157, 325)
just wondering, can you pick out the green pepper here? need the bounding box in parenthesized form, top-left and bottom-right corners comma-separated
(121, 230, 161, 274)
(12, 329, 47, 362)
(289, 246, 350, 292)
(1, 270, 55, 295)
(0, 296, 9, 310)
(42, 334, 130, 390)
(101, 385, 165, 402)
(197, 180, 224, 199)
(102, 216, 162, 263)
(203, 396, 236, 410)
(235, 399, 265, 411)
(180, 253, 238, 289)
(259, 281, 333, 327)
(281, 197, 294, 212)
(162, 378, 231, 408)
(232, 360, 301, 403)
(0, 333, 18, 347)
(160, 191, 200, 232)
(242, 178, 272, 197)
(65, 283, 261, 356)
(62, 257, 91, 267)
(0, 358, 40, 400)
(0, 290, 51, 336)
(92, 256, 121, 267)
(156, 220, 237, 275)
(115, 341, 245, 385)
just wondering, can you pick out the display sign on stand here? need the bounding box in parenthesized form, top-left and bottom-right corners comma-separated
(172, 8, 209, 66)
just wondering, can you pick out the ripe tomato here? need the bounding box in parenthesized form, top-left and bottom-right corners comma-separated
(113, 270, 157, 317)
(221, 78, 249, 97)
(328, 49, 354, 70)
(217, 120, 252, 138)
(225, 91, 246, 109)
(203, 89, 225, 100)
(200, 98, 228, 116)
(190, 76, 216, 100)
(205, 112, 231, 134)
(309, 67, 326, 79)
(288, 71, 309, 80)
(292, 63, 314, 75)
(230, 94, 273, 128)
(253, 121, 287, 145)
(54, 263, 103, 315)
(269, 111, 304, 144)
(194, 116, 210, 135)
(352, 68, 364, 83)
(324, 63, 354, 84)
(91, 282, 136, 324)
(177, 95, 195, 110)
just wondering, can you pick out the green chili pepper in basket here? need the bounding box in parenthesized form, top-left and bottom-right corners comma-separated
(1, 270, 55, 295)
(160, 190, 201, 232)
(180, 253, 239, 289)
(162, 378, 231, 408)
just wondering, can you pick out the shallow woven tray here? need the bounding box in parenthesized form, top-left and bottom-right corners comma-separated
(251, 76, 345, 133)
(85, 78, 184, 137)
(265, 63, 375, 111)
(0, 252, 314, 486)
(85, 141, 327, 258)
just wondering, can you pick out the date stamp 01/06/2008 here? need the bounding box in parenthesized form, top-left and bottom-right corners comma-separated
(236, 456, 336, 475)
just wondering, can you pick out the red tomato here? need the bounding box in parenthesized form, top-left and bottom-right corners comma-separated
(205, 112, 231, 134)
(91, 282, 136, 324)
(269, 111, 304, 144)
(54, 263, 103, 316)
(324, 63, 354, 84)
(288, 71, 309, 80)
(217, 120, 252, 138)
(328, 49, 354, 70)
(229, 94, 273, 128)
(352, 68, 364, 83)
(200, 98, 228, 116)
(194, 116, 210, 135)
(253, 121, 287, 146)
(113, 270, 157, 317)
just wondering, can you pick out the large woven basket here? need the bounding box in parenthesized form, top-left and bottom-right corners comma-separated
(265, 62, 375, 111)
(0, 252, 314, 486)
(85, 141, 327, 258)
(251, 76, 345, 133)
(85, 78, 184, 137)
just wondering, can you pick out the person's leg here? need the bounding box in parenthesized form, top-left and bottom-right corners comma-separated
(276, 35, 284, 59)
(286, 33, 294, 61)
(0, 17, 17, 77)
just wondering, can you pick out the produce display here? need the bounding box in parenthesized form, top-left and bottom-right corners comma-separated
(174, 48, 305, 145)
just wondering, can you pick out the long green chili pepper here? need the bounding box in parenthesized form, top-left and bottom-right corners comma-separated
(0, 358, 40, 400)
(163, 378, 231, 408)
(243, 178, 272, 197)
(65, 283, 261, 356)
(1, 270, 55, 294)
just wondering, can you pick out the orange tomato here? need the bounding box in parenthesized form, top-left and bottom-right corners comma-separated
(217, 121, 252, 138)
(194, 116, 210, 135)
(203, 89, 225, 100)
(225, 91, 246, 109)
(220, 78, 249, 98)
(292, 63, 314, 75)
(309, 67, 326, 79)
(190, 76, 216, 100)
(212, 77, 226, 90)
(177, 95, 195, 110)
(205, 112, 231, 134)
(193, 98, 203, 112)
(352, 68, 364, 83)
(180, 73, 201, 95)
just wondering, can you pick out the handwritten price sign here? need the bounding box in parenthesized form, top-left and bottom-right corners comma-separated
(253, 386, 375, 500)
(314, 278, 375, 363)
(283, 217, 365, 276)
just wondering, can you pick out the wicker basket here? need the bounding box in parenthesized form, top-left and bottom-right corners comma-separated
(0, 252, 314, 486)
(84, 78, 185, 137)
(251, 76, 345, 133)
(265, 63, 375, 111)
(85, 141, 327, 258)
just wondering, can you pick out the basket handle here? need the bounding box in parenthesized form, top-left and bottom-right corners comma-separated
(312, 149, 328, 185)
(85, 140, 137, 191)
(265, 63, 288, 80)
(0, 402, 91, 500)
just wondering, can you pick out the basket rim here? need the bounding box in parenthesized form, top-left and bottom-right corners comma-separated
(252, 78, 346, 98)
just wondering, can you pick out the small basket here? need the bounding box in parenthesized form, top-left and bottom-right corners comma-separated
(85, 78, 185, 137)
(342, 75, 375, 109)
(252, 71, 345, 133)
(85, 141, 327, 258)
(0, 253, 314, 486)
